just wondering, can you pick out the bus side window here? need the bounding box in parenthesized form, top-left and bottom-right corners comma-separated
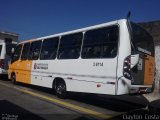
(82, 25, 119, 59)
(40, 37, 59, 60)
(11, 44, 22, 62)
(21, 43, 30, 60)
(58, 33, 82, 59)
(28, 41, 42, 60)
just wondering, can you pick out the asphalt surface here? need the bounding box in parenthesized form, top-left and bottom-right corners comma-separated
(0, 79, 159, 120)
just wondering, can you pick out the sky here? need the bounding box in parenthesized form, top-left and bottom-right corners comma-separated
(0, 0, 160, 41)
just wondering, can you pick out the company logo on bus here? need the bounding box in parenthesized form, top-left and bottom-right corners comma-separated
(34, 63, 48, 70)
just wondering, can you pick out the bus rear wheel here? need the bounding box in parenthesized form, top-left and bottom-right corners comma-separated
(55, 81, 67, 99)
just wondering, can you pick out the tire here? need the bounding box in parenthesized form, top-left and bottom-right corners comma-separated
(11, 73, 16, 84)
(55, 81, 67, 99)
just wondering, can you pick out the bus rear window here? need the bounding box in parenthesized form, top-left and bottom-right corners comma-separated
(131, 23, 154, 56)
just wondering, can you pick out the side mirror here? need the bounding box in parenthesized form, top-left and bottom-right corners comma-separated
(131, 54, 139, 68)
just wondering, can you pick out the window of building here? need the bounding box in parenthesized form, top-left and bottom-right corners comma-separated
(82, 26, 119, 59)
(28, 40, 42, 60)
(58, 33, 83, 59)
(40, 37, 59, 60)
(21, 43, 30, 60)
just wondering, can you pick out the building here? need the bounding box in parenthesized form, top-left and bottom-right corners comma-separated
(0, 31, 19, 43)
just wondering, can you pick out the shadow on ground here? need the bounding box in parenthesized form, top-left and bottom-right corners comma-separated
(14, 82, 149, 112)
(68, 93, 149, 112)
(0, 100, 45, 120)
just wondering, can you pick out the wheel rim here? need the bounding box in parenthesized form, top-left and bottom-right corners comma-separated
(56, 83, 65, 95)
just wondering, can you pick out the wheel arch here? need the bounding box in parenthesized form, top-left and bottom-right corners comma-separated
(52, 77, 67, 91)
(11, 72, 16, 77)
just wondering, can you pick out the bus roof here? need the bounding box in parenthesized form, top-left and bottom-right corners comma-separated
(20, 19, 126, 44)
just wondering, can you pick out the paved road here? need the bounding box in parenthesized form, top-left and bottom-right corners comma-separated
(0, 79, 156, 120)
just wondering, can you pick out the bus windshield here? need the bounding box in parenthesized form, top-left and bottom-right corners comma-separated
(130, 22, 154, 56)
(6, 43, 17, 56)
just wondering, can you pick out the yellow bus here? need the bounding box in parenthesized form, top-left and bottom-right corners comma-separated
(8, 19, 155, 98)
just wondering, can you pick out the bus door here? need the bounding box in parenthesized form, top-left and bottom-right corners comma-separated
(20, 43, 32, 84)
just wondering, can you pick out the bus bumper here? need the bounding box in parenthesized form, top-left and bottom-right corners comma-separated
(117, 77, 154, 95)
(129, 86, 153, 94)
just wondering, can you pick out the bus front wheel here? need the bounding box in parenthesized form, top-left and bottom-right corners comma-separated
(55, 81, 67, 99)
(11, 73, 16, 84)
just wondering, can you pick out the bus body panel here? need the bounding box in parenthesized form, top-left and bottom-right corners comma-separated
(18, 60, 32, 84)
(116, 20, 131, 95)
(30, 57, 117, 94)
(116, 20, 155, 95)
(8, 60, 32, 84)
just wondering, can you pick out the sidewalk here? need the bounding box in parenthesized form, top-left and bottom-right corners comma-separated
(143, 91, 160, 113)
(143, 92, 160, 102)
